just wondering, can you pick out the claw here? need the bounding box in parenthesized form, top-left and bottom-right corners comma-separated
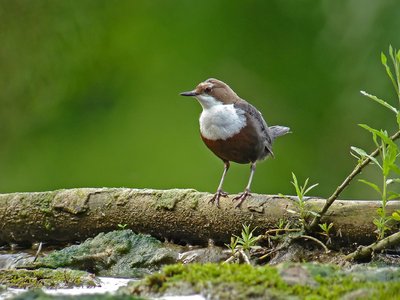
(232, 189, 252, 208)
(209, 189, 228, 208)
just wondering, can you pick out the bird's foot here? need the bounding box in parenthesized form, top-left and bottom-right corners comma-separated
(209, 189, 228, 208)
(232, 189, 252, 208)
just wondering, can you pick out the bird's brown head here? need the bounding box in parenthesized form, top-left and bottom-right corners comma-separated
(180, 78, 239, 109)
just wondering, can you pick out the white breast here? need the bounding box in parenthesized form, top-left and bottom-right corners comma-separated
(199, 102, 247, 141)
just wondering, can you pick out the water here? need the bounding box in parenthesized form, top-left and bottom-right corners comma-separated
(0, 277, 132, 299)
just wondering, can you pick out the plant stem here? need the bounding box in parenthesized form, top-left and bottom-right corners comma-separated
(307, 129, 400, 231)
(382, 174, 387, 213)
(380, 174, 388, 240)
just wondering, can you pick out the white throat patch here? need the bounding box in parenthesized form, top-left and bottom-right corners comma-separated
(197, 95, 247, 141)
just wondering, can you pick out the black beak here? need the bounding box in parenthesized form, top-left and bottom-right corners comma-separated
(180, 90, 198, 97)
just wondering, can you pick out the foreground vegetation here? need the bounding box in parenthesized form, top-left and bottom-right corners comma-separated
(124, 263, 400, 300)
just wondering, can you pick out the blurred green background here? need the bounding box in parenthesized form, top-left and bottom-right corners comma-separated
(1, 0, 400, 199)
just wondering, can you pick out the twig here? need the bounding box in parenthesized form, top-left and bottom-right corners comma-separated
(258, 245, 285, 260)
(239, 249, 251, 264)
(33, 242, 43, 263)
(223, 254, 237, 264)
(308, 130, 400, 230)
(224, 249, 252, 264)
(264, 228, 302, 235)
(294, 235, 329, 253)
(345, 230, 400, 261)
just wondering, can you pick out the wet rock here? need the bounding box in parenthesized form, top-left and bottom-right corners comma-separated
(372, 253, 400, 265)
(178, 245, 229, 264)
(278, 264, 317, 287)
(0, 252, 35, 269)
(346, 265, 400, 282)
(33, 230, 179, 277)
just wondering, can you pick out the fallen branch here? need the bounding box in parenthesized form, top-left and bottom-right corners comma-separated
(345, 230, 400, 261)
(0, 188, 399, 246)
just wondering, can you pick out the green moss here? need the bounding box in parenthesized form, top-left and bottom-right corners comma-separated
(0, 268, 98, 289)
(128, 263, 400, 300)
(189, 197, 199, 210)
(38, 191, 56, 214)
(154, 189, 198, 210)
(128, 263, 287, 299)
(34, 230, 178, 278)
(44, 219, 53, 231)
(155, 190, 180, 210)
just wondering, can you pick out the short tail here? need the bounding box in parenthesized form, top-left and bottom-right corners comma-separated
(270, 125, 291, 139)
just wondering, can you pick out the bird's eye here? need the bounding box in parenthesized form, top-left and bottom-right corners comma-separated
(205, 87, 211, 93)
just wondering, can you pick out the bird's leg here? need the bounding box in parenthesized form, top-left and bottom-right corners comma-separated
(233, 162, 256, 208)
(209, 161, 230, 207)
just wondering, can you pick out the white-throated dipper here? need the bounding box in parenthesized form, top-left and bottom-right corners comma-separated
(180, 78, 290, 207)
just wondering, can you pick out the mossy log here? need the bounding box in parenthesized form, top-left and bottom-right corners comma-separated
(0, 188, 399, 246)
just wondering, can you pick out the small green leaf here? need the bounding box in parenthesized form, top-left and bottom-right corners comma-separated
(381, 51, 397, 92)
(390, 164, 400, 175)
(360, 91, 398, 114)
(291, 172, 302, 200)
(308, 211, 321, 217)
(301, 178, 310, 195)
(350, 146, 381, 169)
(388, 193, 400, 200)
(359, 124, 396, 148)
(350, 146, 368, 157)
(358, 179, 381, 196)
(304, 183, 319, 195)
(376, 208, 385, 217)
(381, 52, 387, 65)
(392, 211, 400, 221)
(373, 218, 381, 226)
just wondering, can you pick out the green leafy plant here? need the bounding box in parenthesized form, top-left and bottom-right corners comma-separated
(318, 222, 333, 245)
(225, 224, 260, 264)
(276, 218, 288, 230)
(351, 127, 400, 239)
(117, 223, 128, 230)
(234, 224, 259, 252)
(290, 172, 319, 228)
(225, 236, 239, 256)
(351, 46, 400, 240)
(381, 45, 400, 102)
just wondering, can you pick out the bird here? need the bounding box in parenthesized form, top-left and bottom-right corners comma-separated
(180, 78, 290, 208)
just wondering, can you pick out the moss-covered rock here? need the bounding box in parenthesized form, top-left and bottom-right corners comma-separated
(0, 268, 98, 289)
(122, 263, 400, 300)
(34, 230, 178, 278)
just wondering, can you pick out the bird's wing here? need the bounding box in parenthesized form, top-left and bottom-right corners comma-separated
(233, 99, 274, 152)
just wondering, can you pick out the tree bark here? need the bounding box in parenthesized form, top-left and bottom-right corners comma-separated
(0, 188, 399, 247)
